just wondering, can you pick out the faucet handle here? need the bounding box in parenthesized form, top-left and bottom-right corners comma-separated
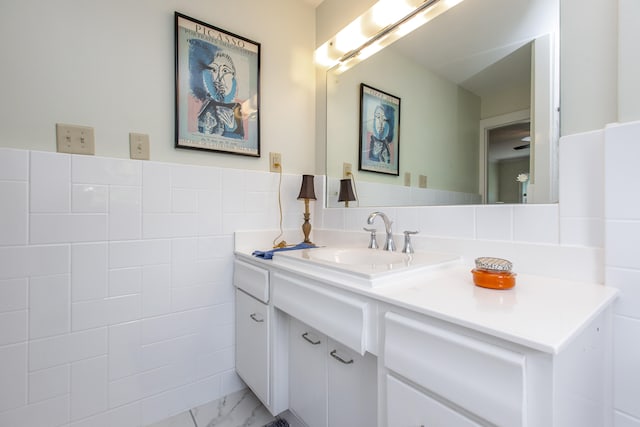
(402, 230, 419, 254)
(363, 227, 379, 249)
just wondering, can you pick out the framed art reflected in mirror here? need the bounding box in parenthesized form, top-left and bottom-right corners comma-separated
(359, 84, 400, 176)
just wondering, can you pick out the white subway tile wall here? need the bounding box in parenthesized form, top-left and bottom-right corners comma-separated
(0, 149, 303, 426)
(604, 122, 640, 424)
(1, 131, 636, 426)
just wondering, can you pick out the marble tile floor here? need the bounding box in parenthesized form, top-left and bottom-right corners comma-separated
(146, 388, 305, 427)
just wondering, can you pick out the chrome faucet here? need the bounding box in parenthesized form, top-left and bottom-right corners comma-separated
(367, 211, 395, 251)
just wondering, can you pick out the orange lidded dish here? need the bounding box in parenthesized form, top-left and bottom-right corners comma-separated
(471, 257, 516, 290)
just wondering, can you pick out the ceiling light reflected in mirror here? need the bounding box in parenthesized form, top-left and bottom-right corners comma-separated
(315, 0, 465, 71)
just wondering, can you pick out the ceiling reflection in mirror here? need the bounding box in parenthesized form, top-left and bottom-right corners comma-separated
(325, 0, 559, 208)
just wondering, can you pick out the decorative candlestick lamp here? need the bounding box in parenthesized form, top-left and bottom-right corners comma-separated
(337, 178, 356, 207)
(297, 174, 316, 244)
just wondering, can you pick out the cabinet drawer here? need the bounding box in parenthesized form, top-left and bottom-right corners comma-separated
(384, 312, 525, 427)
(272, 272, 369, 355)
(234, 259, 269, 303)
(387, 375, 480, 427)
(235, 289, 269, 405)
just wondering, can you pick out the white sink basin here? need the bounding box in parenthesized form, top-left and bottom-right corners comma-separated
(273, 247, 460, 287)
(308, 247, 407, 266)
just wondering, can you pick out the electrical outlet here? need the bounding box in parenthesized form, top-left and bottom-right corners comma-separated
(343, 162, 352, 178)
(419, 174, 427, 188)
(129, 133, 150, 160)
(404, 172, 411, 186)
(269, 152, 282, 172)
(56, 123, 95, 155)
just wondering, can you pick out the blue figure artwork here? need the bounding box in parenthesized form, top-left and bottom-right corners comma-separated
(188, 39, 244, 139)
(368, 104, 395, 164)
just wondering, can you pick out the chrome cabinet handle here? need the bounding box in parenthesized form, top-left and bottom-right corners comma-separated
(249, 313, 264, 323)
(302, 332, 321, 345)
(330, 349, 354, 364)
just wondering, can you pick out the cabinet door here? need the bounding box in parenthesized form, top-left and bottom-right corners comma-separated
(235, 289, 270, 406)
(289, 318, 327, 427)
(327, 338, 377, 427)
(387, 375, 481, 427)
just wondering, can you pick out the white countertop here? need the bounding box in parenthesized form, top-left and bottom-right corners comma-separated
(235, 246, 618, 355)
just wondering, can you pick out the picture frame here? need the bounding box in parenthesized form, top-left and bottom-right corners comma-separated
(175, 12, 261, 157)
(358, 83, 400, 176)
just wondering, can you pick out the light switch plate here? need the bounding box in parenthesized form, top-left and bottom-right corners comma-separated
(419, 175, 427, 188)
(269, 152, 282, 172)
(129, 133, 150, 160)
(343, 162, 352, 178)
(56, 123, 95, 155)
(404, 172, 411, 186)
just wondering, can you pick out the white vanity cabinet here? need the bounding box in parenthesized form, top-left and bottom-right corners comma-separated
(233, 259, 288, 416)
(233, 247, 616, 427)
(288, 316, 377, 427)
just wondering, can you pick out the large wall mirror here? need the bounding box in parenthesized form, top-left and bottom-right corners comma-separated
(326, 0, 559, 208)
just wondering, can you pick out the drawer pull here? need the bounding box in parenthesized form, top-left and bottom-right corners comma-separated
(302, 332, 321, 345)
(249, 313, 264, 323)
(330, 349, 354, 365)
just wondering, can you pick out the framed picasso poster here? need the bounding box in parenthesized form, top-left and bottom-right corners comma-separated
(175, 12, 261, 157)
(358, 83, 400, 175)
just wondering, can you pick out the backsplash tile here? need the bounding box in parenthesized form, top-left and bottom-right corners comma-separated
(0, 148, 28, 181)
(606, 221, 640, 269)
(0, 146, 619, 426)
(70, 355, 108, 420)
(29, 274, 70, 339)
(0, 181, 28, 245)
(72, 155, 141, 187)
(475, 205, 513, 241)
(30, 151, 70, 213)
(28, 364, 70, 404)
(606, 267, 640, 318)
(1, 147, 251, 426)
(0, 310, 27, 346)
(109, 186, 142, 240)
(0, 278, 28, 312)
(605, 122, 640, 220)
(72, 184, 108, 213)
(71, 243, 108, 302)
(143, 162, 172, 214)
(560, 217, 604, 247)
(419, 206, 476, 239)
(513, 204, 559, 244)
(0, 343, 27, 412)
(559, 130, 604, 219)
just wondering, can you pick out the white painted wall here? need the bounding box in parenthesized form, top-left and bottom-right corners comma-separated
(560, 0, 618, 135)
(0, 0, 316, 174)
(618, 0, 640, 122)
